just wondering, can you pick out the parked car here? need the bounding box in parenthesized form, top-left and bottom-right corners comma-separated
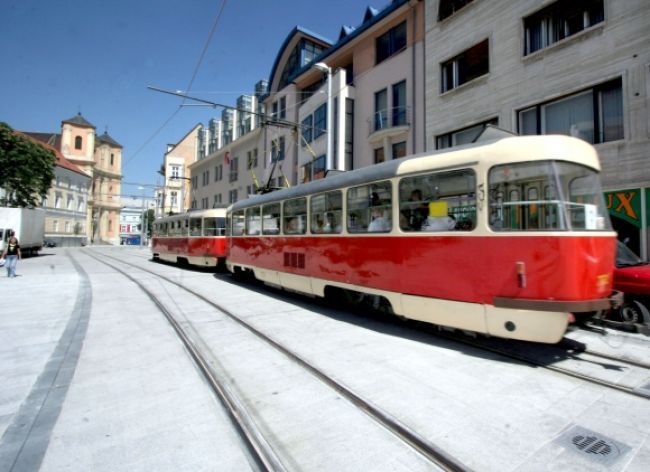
(611, 241, 650, 324)
(43, 239, 57, 248)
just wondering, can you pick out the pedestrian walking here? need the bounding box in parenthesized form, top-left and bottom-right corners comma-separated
(1, 232, 21, 277)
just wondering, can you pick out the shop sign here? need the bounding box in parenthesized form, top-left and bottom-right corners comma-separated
(605, 189, 641, 228)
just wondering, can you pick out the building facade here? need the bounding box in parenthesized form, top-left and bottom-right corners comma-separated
(180, 0, 425, 211)
(119, 196, 156, 245)
(22, 113, 123, 245)
(156, 124, 203, 216)
(424, 0, 650, 257)
(18, 132, 91, 247)
(164, 0, 650, 257)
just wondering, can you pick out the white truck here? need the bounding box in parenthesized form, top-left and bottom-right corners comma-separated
(0, 208, 45, 256)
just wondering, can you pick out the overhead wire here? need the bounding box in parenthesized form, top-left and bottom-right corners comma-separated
(123, 0, 229, 170)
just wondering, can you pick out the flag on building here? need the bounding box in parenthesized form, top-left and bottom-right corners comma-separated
(224, 151, 230, 165)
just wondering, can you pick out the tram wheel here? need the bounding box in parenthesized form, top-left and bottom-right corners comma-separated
(618, 300, 649, 324)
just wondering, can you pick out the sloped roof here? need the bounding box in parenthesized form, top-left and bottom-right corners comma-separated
(287, 0, 411, 87)
(20, 131, 61, 149)
(96, 131, 123, 149)
(62, 112, 96, 129)
(18, 131, 89, 177)
(338, 25, 356, 40)
(267, 26, 333, 94)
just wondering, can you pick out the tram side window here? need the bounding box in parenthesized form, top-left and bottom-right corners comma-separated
(182, 219, 189, 236)
(347, 181, 392, 233)
(283, 198, 307, 235)
(311, 191, 342, 234)
(488, 161, 610, 231)
(399, 169, 476, 232)
(232, 211, 245, 236)
(190, 218, 202, 237)
(245, 207, 261, 235)
(262, 203, 281, 235)
(203, 217, 225, 236)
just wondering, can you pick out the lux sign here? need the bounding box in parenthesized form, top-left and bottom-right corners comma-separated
(605, 189, 640, 227)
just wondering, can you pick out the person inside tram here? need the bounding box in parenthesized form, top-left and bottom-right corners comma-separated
(368, 207, 391, 232)
(402, 189, 429, 231)
(421, 201, 456, 231)
(285, 216, 300, 234)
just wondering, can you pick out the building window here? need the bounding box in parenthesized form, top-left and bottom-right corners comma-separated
(171, 165, 180, 179)
(170, 191, 178, 207)
(247, 149, 258, 169)
(229, 157, 239, 182)
(272, 101, 278, 119)
(441, 39, 489, 93)
(271, 137, 285, 162)
(436, 118, 498, 149)
(214, 165, 222, 182)
(53, 220, 59, 232)
(110, 153, 114, 166)
(518, 78, 623, 144)
(213, 194, 222, 206)
(392, 80, 407, 126)
(65, 221, 70, 233)
(374, 88, 387, 132)
(192, 176, 198, 189)
(55, 192, 62, 209)
(438, 0, 474, 21)
(279, 96, 286, 119)
(392, 141, 407, 159)
(301, 115, 313, 144)
(374, 147, 385, 164)
(524, 0, 604, 56)
(376, 21, 407, 64)
(313, 104, 327, 139)
(229, 189, 238, 203)
(74, 136, 82, 150)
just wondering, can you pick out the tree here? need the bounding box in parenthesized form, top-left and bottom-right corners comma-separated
(0, 122, 56, 207)
(146, 208, 155, 238)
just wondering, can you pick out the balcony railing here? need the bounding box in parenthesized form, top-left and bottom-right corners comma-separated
(368, 106, 410, 135)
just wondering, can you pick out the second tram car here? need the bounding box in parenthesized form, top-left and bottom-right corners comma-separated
(225, 135, 617, 343)
(152, 208, 227, 267)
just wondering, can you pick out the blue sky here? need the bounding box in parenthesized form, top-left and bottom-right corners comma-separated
(1, 0, 384, 199)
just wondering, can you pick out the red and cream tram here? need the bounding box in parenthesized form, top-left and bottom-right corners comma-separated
(225, 135, 617, 343)
(151, 207, 227, 267)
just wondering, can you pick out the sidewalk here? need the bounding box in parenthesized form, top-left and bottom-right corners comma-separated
(0, 248, 253, 471)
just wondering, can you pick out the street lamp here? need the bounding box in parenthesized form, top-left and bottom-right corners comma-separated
(313, 62, 334, 173)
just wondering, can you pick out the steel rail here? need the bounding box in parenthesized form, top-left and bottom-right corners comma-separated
(83, 251, 285, 472)
(88, 249, 472, 472)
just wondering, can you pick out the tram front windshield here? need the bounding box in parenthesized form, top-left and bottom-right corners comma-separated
(488, 160, 611, 231)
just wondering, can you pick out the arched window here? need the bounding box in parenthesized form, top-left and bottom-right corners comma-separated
(74, 136, 82, 150)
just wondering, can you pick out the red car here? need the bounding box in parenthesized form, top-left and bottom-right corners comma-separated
(612, 241, 650, 324)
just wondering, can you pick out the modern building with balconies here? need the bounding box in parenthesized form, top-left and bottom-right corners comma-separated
(424, 0, 650, 257)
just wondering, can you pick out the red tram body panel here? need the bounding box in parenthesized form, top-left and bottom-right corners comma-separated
(224, 134, 618, 343)
(227, 235, 614, 306)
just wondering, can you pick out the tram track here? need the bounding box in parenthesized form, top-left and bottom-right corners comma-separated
(426, 328, 650, 400)
(82, 249, 469, 472)
(97, 248, 650, 401)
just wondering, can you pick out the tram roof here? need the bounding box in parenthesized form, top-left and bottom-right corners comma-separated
(229, 133, 599, 212)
